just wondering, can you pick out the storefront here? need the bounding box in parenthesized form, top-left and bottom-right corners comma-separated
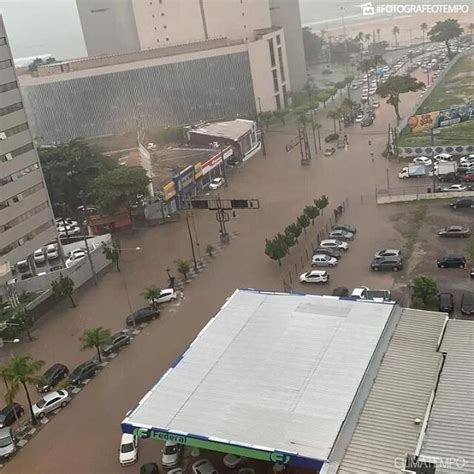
(174, 165, 196, 208)
(201, 146, 234, 187)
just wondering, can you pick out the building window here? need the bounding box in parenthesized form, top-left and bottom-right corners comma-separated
(0, 162, 39, 188)
(166, 37, 169, 41)
(277, 47, 285, 83)
(0, 81, 17, 93)
(161, 13, 165, 16)
(272, 69, 279, 93)
(0, 59, 12, 70)
(276, 35, 281, 45)
(0, 37, 6, 46)
(0, 219, 54, 256)
(275, 94, 281, 110)
(1, 122, 28, 139)
(0, 143, 34, 163)
(268, 39, 276, 67)
(283, 85, 288, 108)
(0, 201, 49, 234)
(0, 182, 44, 211)
(0, 101, 23, 117)
(163, 25, 167, 29)
(242, 12, 244, 16)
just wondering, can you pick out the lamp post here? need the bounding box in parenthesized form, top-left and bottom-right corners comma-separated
(118, 246, 142, 328)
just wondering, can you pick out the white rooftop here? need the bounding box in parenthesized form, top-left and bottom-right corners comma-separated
(190, 119, 254, 141)
(124, 289, 395, 463)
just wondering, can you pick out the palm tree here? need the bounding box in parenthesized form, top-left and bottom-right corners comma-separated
(80, 327, 112, 363)
(11, 306, 34, 342)
(468, 23, 474, 43)
(2, 355, 44, 426)
(376, 28, 381, 42)
(358, 58, 373, 93)
(142, 286, 161, 309)
(364, 33, 371, 50)
(392, 26, 400, 48)
(327, 110, 339, 134)
(420, 22, 428, 45)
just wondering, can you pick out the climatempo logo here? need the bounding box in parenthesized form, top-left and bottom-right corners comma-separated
(360, 2, 469, 15)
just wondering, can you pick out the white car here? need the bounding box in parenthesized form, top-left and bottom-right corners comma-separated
(355, 113, 364, 122)
(311, 255, 338, 267)
(149, 288, 177, 306)
(441, 184, 467, 192)
(32, 389, 71, 419)
(46, 244, 59, 260)
(351, 286, 369, 299)
(161, 441, 182, 468)
(57, 225, 81, 236)
(319, 239, 349, 251)
(299, 270, 329, 283)
(412, 156, 432, 167)
(224, 454, 245, 468)
(192, 459, 218, 474)
(209, 177, 225, 190)
(65, 248, 87, 267)
(33, 248, 46, 264)
(119, 433, 138, 465)
(55, 217, 78, 227)
(433, 153, 453, 161)
(460, 155, 474, 164)
(372, 100, 380, 108)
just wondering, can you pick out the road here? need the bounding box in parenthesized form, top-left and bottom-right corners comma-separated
(1, 87, 422, 473)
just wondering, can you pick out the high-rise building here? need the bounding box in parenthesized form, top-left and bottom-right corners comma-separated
(0, 16, 57, 281)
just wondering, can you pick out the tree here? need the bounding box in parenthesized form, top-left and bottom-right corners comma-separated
(285, 223, 302, 242)
(206, 244, 215, 257)
(420, 22, 428, 45)
(364, 33, 371, 49)
(102, 240, 121, 272)
(80, 327, 111, 363)
(327, 110, 339, 134)
(273, 109, 290, 125)
(358, 58, 373, 93)
(264, 237, 287, 266)
(10, 307, 34, 342)
(304, 205, 320, 224)
(369, 41, 389, 54)
(314, 195, 329, 211)
(28, 56, 57, 72)
(376, 75, 424, 121)
(392, 26, 400, 47)
(302, 27, 324, 64)
(344, 75, 355, 99)
(468, 23, 474, 43)
(297, 213, 310, 233)
(142, 286, 161, 309)
(376, 28, 381, 42)
(2, 355, 44, 425)
(428, 19, 463, 59)
(316, 91, 331, 108)
(176, 259, 191, 281)
(296, 111, 309, 128)
(39, 140, 117, 215)
(412, 276, 438, 306)
(276, 232, 295, 253)
(51, 273, 76, 308)
(258, 111, 273, 130)
(94, 167, 149, 219)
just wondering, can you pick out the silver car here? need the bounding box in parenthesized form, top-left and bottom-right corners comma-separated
(32, 390, 71, 419)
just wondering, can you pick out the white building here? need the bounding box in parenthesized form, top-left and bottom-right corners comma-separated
(0, 16, 57, 284)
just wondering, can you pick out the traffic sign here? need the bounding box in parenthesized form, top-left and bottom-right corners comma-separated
(188, 199, 260, 210)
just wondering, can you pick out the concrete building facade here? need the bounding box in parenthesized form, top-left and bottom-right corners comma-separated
(0, 16, 57, 278)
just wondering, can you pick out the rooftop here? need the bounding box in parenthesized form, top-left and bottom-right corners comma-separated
(189, 119, 255, 142)
(123, 289, 395, 467)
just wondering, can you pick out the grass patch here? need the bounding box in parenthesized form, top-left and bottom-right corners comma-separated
(402, 202, 428, 256)
(467, 237, 474, 263)
(416, 55, 474, 114)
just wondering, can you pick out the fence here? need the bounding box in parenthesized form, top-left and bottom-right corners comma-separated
(398, 144, 474, 158)
(377, 189, 474, 205)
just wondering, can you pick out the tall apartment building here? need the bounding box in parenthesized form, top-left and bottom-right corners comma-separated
(0, 16, 57, 281)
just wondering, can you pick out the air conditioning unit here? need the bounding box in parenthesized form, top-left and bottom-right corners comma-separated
(0, 132, 6, 140)
(5, 153, 12, 161)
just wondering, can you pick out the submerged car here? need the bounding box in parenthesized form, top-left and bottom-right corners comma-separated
(438, 226, 470, 238)
(324, 147, 336, 156)
(209, 177, 225, 190)
(319, 239, 349, 251)
(328, 229, 354, 241)
(161, 441, 182, 468)
(461, 292, 474, 316)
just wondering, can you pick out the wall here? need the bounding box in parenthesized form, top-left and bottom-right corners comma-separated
(398, 144, 474, 158)
(269, 0, 306, 91)
(21, 49, 256, 143)
(76, 0, 141, 56)
(377, 190, 474, 204)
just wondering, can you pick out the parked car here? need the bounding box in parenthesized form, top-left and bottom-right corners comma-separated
(16, 259, 29, 272)
(192, 459, 218, 474)
(119, 433, 138, 466)
(332, 287, 349, 297)
(433, 152, 453, 161)
(461, 292, 474, 316)
(148, 288, 177, 305)
(324, 133, 339, 143)
(68, 361, 98, 385)
(313, 247, 342, 259)
(458, 163, 474, 173)
(371, 256, 403, 272)
(101, 332, 131, 356)
(351, 286, 369, 299)
(33, 248, 46, 264)
(0, 428, 15, 459)
(437, 255, 467, 269)
(374, 249, 401, 259)
(168, 469, 184, 474)
(319, 239, 349, 251)
(311, 254, 338, 267)
(355, 113, 364, 122)
(32, 389, 71, 419)
(126, 307, 160, 326)
(332, 224, 357, 234)
(438, 293, 454, 313)
(413, 156, 433, 167)
(37, 363, 69, 393)
(299, 270, 329, 284)
(438, 226, 470, 238)
(46, 243, 59, 260)
(361, 116, 374, 127)
(463, 173, 474, 182)
(449, 198, 473, 209)
(0, 403, 24, 429)
(209, 177, 225, 190)
(161, 441, 182, 468)
(440, 184, 467, 192)
(328, 230, 354, 241)
(324, 147, 336, 156)
(224, 454, 245, 468)
(140, 463, 160, 474)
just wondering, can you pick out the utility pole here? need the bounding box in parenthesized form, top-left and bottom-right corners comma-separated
(185, 213, 198, 271)
(79, 191, 97, 285)
(310, 110, 318, 156)
(259, 128, 267, 157)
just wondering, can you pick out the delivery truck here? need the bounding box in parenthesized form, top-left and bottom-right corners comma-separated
(398, 164, 426, 179)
